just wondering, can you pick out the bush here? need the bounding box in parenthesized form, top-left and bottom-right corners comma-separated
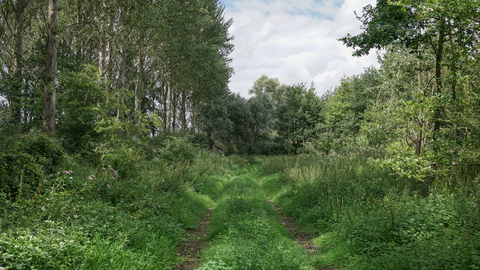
(156, 135, 197, 164)
(16, 129, 65, 174)
(97, 143, 143, 180)
(0, 152, 44, 200)
(56, 64, 105, 155)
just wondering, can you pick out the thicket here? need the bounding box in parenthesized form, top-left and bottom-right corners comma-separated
(260, 154, 480, 269)
(0, 130, 250, 269)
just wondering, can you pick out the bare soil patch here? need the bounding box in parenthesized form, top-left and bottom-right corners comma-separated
(175, 209, 213, 270)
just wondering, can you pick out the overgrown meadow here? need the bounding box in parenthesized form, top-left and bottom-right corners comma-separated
(0, 131, 247, 269)
(260, 154, 480, 269)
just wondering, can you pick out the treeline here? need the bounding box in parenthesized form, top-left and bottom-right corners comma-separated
(1, 0, 233, 151)
(205, 0, 480, 177)
(1, 0, 480, 169)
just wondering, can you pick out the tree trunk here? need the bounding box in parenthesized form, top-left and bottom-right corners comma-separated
(98, 25, 106, 79)
(75, 1, 83, 58)
(165, 82, 171, 133)
(415, 129, 422, 156)
(117, 45, 126, 122)
(134, 51, 144, 124)
(415, 22, 422, 156)
(190, 99, 196, 133)
(162, 83, 168, 132)
(98, 0, 108, 80)
(448, 25, 458, 165)
(43, 0, 59, 136)
(10, 0, 26, 124)
(171, 90, 177, 132)
(181, 90, 187, 131)
(433, 21, 445, 139)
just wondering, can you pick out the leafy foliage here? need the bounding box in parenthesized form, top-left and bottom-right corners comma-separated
(198, 92, 275, 155)
(156, 134, 197, 164)
(56, 64, 105, 154)
(16, 130, 65, 174)
(0, 152, 43, 200)
(275, 83, 323, 154)
(0, 144, 240, 269)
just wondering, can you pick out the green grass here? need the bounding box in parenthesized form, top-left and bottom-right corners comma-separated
(0, 151, 238, 270)
(3, 151, 479, 269)
(258, 154, 480, 270)
(198, 171, 314, 270)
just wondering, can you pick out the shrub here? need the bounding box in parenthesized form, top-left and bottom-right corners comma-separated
(156, 135, 197, 164)
(16, 129, 65, 174)
(0, 152, 43, 200)
(97, 143, 143, 180)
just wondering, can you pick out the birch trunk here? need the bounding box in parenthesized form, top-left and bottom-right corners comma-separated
(98, 23, 107, 79)
(165, 82, 171, 133)
(43, 0, 59, 136)
(171, 91, 177, 132)
(181, 90, 187, 131)
(117, 46, 126, 121)
(162, 84, 167, 131)
(98, 0, 108, 80)
(134, 51, 145, 124)
(76, 1, 83, 58)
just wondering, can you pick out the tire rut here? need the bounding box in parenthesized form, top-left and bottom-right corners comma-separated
(175, 208, 213, 270)
(268, 200, 340, 270)
(268, 200, 318, 255)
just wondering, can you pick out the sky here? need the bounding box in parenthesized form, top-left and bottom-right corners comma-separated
(219, 0, 379, 97)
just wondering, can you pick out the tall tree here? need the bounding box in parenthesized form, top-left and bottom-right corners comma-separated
(43, 0, 59, 135)
(9, 0, 27, 124)
(276, 83, 322, 154)
(0, 0, 39, 126)
(340, 0, 480, 157)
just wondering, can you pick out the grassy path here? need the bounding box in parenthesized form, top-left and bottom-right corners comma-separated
(175, 209, 213, 270)
(268, 200, 318, 255)
(175, 155, 480, 270)
(181, 167, 318, 270)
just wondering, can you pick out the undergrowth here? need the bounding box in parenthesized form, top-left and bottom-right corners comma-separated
(0, 132, 253, 269)
(259, 154, 480, 270)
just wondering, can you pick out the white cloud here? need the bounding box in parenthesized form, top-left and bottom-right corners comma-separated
(223, 0, 379, 97)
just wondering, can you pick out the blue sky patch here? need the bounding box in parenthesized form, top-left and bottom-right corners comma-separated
(220, 0, 344, 20)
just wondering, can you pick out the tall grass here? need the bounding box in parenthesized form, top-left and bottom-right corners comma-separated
(0, 151, 238, 269)
(259, 154, 480, 269)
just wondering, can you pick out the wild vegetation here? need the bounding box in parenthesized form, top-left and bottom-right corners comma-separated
(1, 0, 480, 269)
(260, 155, 480, 269)
(0, 132, 243, 269)
(198, 169, 313, 269)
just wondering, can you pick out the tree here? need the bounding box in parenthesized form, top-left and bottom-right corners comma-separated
(1, 0, 235, 149)
(198, 91, 274, 155)
(43, 0, 59, 135)
(341, 0, 480, 160)
(275, 83, 322, 154)
(0, 0, 40, 126)
(249, 75, 288, 105)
